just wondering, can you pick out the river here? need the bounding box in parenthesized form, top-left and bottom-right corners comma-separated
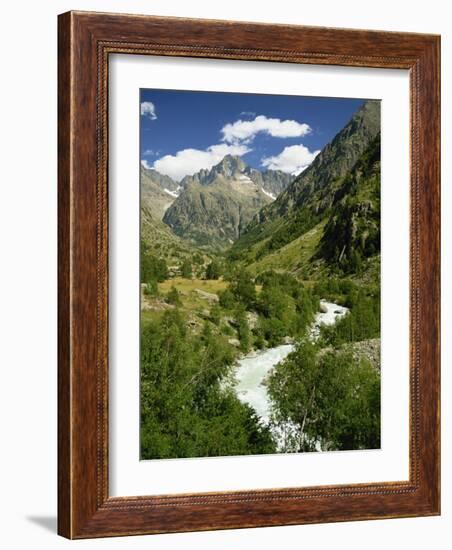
(234, 344, 294, 423)
(233, 300, 349, 430)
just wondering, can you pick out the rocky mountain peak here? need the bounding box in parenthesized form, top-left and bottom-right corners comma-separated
(181, 155, 249, 187)
(213, 154, 247, 177)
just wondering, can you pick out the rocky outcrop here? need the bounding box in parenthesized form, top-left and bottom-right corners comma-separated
(346, 338, 381, 370)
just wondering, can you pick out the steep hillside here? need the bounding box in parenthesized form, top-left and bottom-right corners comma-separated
(316, 133, 380, 273)
(253, 100, 380, 223)
(141, 207, 209, 270)
(141, 166, 181, 220)
(240, 132, 381, 281)
(229, 100, 380, 268)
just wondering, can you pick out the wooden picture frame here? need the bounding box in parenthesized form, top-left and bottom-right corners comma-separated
(58, 10, 440, 539)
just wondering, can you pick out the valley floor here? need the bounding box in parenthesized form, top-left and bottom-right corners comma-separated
(140, 268, 381, 458)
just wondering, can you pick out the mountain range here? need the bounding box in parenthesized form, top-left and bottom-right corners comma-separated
(161, 155, 294, 248)
(141, 99, 381, 278)
(179, 155, 293, 198)
(228, 99, 381, 278)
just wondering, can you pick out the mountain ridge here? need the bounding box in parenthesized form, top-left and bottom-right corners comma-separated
(247, 100, 380, 228)
(180, 154, 294, 196)
(242, 133, 381, 281)
(141, 166, 181, 220)
(162, 155, 294, 248)
(229, 100, 381, 262)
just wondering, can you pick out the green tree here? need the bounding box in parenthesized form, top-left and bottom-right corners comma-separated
(268, 341, 380, 452)
(235, 308, 251, 352)
(166, 286, 182, 306)
(219, 287, 236, 309)
(140, 309, 276, 459)
(293, 287, 317, 334)
(143, 279, 158, 297)
(258, 286, 292, 322)
(140, 240, 168, 283)
(256, 317, 286, 347)
(230, 270, 256, 309)
(206, 260, 222, 280)
(320, 287, 380, 346)
(181, 259, 192, 279)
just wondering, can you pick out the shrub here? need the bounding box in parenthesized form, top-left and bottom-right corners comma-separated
(206, 260, 222, 280)
(143, 279, 158, 297)
(210, 304, 222, 326)
(235, 308, 251, 352)
(140, 240, 169, 283)
(166, 286, 182, 306)
(257, 317, 286, 347)
(219, 287, 236, 309)
(181, 259, 192, 279)
(230, 270, 256, 309)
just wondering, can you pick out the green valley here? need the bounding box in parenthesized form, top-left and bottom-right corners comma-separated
(139, 96, 382, 459)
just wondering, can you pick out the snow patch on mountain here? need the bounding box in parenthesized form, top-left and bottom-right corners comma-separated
(262, 188, 276, 200)
(237, 174, 253, 184)
(164, 187, 181, 198)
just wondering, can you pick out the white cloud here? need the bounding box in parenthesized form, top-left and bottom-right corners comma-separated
(261, 144, 320, 175)
(221, 115, 311, 144)
(140, 101, 157, 120)
(141, 159, 152, 170)
(143, 149, 159, 156)
(153, 143, 251, 181)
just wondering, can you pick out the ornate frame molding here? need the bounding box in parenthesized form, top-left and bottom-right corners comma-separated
(58, 11, 440, 538)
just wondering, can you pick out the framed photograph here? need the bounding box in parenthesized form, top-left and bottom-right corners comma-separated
(58, 11, 440, 538)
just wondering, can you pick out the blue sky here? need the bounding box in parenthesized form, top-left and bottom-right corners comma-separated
(140, 89, 365, 181)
